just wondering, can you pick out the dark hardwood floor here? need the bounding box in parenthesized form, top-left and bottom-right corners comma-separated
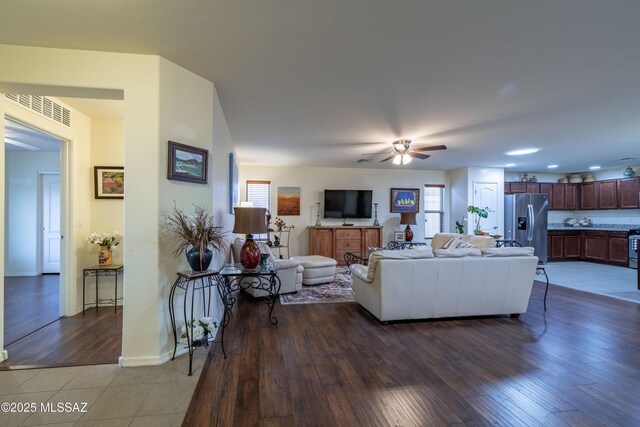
(185, 281, 640, 426)
(0, 307, 122, 370)
(4, 275, 60, 345)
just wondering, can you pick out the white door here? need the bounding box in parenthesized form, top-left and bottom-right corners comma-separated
(473, 182, 498, 233)
(42, 173, 61, 273)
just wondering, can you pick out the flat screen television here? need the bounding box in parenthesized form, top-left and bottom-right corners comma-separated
(324, 189, 373, 219)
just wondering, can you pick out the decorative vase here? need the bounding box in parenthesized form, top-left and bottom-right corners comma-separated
(186, 247, 213, 272)
(240, 236, 261, 269)
(99, 246, 112, 266)
(404, 225, 414, 242)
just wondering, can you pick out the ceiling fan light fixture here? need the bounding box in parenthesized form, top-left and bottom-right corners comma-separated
(393, 139, 411, 152)
(392, 153, 412, 165)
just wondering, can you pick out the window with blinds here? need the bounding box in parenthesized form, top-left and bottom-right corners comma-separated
(424, 184, 444, 239)
(246, 180, 271, 209)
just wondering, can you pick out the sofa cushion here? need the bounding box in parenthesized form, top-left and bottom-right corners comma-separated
(367, 248, 434, 280)
(432, 233, 496, 249)
(350, 264, 371, 283)
(481, 247, 535, 257)
(434, 248, 482, 257)
(432, 233, 461, 249)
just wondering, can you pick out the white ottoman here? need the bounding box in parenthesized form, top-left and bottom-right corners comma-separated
(291, 255, 337, 285)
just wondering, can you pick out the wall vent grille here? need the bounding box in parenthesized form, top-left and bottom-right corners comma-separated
(4, 94, 72, 128)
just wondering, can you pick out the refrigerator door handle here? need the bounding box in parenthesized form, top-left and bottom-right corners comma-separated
(527, 204, 534, 242)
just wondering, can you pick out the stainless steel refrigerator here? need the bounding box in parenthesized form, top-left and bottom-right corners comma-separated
(504, 193, 548, 262)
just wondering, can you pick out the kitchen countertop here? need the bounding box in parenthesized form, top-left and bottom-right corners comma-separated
(548, 223, 637, 232)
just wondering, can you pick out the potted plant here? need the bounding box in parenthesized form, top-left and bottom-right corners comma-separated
(467, 206, 492, 235)
(165, 205, 227, 272)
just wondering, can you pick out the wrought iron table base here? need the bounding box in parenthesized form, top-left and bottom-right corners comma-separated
(82, 266, 123, 315)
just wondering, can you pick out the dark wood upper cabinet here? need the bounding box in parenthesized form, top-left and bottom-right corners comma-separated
(504, 182, 511, 195)
(617, 177, 640, 209)
(580, 182, 598, 210)
(565, 184, 577, 210)
(598, 180, 618, 209)
(526, 183, 540, 193)
(539, 183, 553, 208)
(510, 182, 526, 193)
(551, 184, 566, 210)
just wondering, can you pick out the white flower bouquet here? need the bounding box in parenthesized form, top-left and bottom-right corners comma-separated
(180, 317, 218, 344)
(87, 231, 121, 250)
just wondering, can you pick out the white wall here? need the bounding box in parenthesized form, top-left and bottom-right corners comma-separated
(238, 166, 447, 254)
(505, 164, 640, 183)
(0, 44, 228, 366)
(549, 209, 640, 226)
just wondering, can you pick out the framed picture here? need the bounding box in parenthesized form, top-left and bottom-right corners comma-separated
(394, 231, 406, 242)
(167, 141, 208, 184)
(229, 153, 239, 214)
(277, 187, 301, 216)
(94, 166, 124, 199)
(390, 188, 420, 213)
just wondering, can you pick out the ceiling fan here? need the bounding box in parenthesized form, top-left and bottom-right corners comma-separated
(379, 139, 447, 165)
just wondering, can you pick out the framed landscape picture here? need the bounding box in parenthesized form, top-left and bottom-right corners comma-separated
(94, 166, 124, 199)
(277, 187, 301, 216)
(390, 188, 419, 213)
(167, 141, 208, 184)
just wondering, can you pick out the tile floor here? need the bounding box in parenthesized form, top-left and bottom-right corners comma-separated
(543, 261, 640, 303)
(0, 351, 206, 427)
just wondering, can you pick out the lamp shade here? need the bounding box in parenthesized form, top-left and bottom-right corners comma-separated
(233, 207, 268, 235)
(400, 212, 417, 225)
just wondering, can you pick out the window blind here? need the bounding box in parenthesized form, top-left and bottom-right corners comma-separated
(424, 184, 444, 239)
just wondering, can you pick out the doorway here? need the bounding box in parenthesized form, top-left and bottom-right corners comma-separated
(4, 118, 62, 346)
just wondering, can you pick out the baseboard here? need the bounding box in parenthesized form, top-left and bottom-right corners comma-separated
(0, 350, 8, 363)
(119, 348, 183, 367)
(4, 272, 39, 277)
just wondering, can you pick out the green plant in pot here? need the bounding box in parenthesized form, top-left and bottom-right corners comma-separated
(455, 220, 465, 234)
(166, 205, 227, 272)
(467, 205, 492, 235)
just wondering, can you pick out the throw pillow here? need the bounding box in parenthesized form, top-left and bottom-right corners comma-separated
(434, 248, 482, 257)
(441, 237, 474, 249)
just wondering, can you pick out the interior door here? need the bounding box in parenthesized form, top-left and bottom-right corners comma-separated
(473, 182, 499, 233)
(41, 173, 61, 273)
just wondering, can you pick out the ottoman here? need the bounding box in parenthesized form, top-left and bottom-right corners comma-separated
(291, 255, 337, 285)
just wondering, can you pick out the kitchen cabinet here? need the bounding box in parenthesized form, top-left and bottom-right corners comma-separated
(565, 184, 578, 210)
(504, 182, 511, 194)
(526, 183, 540, 193)
(539, 183, 553, 207)
(580, 182, 598, 210)
(308, 226, 382, 266)
(598, 180, 618, 209)
(547, 230, 628, 266)
(551, 184, 566, 210)
(583, 231, 607, 262)
(607, 232, 629, 266)
(510, 183, 526, 193)
(617, 177, 640, 209)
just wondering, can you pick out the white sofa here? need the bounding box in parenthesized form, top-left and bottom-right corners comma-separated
(350, 242, 538, 322)
(231, 238, 303, 296)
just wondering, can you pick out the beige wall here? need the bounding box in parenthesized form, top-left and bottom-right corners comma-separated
(239, 166, 448, 255)
(0, 44, 232, 366)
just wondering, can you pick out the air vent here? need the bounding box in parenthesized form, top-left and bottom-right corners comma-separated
(357, 158, 372, 163)
(4, 94, 72, 128)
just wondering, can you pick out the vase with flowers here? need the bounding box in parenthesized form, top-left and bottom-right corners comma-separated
(87, 231, 121, 266)
(274, 217, 286, 231)
(165, 205, 227, 272)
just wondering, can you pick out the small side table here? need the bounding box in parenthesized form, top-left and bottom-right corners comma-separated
(82, 265, 123, 315)
(169, 269, 218, 376)
(216, 263, 281, 358)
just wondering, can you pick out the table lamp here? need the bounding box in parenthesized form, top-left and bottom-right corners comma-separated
(233, 207, 268, 269)
(400, 212, 417, 242)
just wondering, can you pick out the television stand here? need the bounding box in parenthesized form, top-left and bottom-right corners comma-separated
(342, 218, 354, 226)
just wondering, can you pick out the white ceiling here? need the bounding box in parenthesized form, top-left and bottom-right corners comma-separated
(1, 1, 639, 173)
(4, 119, 60, 152)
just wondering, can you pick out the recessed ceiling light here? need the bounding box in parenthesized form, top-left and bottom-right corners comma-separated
(505, 148, 539, 156)
(547, 164, 558, 169)
(589, 166, 601, 170)
(505, 163, 516, 167)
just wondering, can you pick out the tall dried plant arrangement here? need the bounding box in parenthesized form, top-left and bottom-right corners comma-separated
(165, 205, 227, 256)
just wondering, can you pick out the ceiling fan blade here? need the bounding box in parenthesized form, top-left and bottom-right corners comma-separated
(413, 145, 447, 152)
(380, 155, 395, 162)
(363, 150, 393, 155)
(409, 152, 430, 160)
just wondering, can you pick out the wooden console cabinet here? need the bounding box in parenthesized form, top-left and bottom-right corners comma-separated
(308, 226, 382, 265)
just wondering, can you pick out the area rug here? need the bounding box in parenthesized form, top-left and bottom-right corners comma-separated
(279, 267, 355, 305)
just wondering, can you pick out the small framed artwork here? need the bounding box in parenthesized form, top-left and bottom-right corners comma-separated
(394, 231, 406, 242)
(94, 166, 124, 199)
(229, 153, 239, 214)
(390, 188, 420, 213)
(277, 187, 301, 216)
(167, 141, 208, 184)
